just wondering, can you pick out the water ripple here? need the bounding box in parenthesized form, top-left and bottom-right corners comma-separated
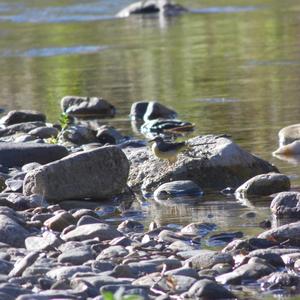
(191, 6, 258, 14)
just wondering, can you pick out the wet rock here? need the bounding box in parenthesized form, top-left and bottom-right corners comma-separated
(44, 212, 76, 232)
(216, 257, 275, 284)
(207, 231, 243, 247)
(0, 121, 46, 138)
(28, 126, 59, 139)
(0, 110, 46, 126)
(96, 125, 123, 145)
(0, 211, 29, 247)
(61, 96, 115, 117)
(270, 191, 300, 218)
(23, 146, 129, 201)
(154, 180, 203, 200)
(235, 173, 290, 196)
(117, 220, 144, 233)
(25, 232, 63, 251)
(258, 221, 300, 245)
(59, 125, 98, 145)
(183, 278, 236, 299)
(9, 251, 40, 277)
(96, 245, 128, 260)
(186, 250, 234, 270)
(61, 223, 122, 242)
(117, 0, 188, 18)
(0, 142, 68, 168)
(259, 271, 300, 290)
(58, 245, 95, 265)
(127, 135, 278, 191)
(129, 101, 177, 121)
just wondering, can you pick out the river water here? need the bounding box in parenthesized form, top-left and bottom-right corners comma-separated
(0, 0, 300, 249)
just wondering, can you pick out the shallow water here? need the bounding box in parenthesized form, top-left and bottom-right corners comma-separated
(1, 0, 300, 250)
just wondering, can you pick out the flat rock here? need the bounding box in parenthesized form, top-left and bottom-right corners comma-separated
(96, 245, 128, 260)
(28, 126, 59, 139)
(46, 266, 93, 280)
(0, 142, 68, 168)
(58, 245, 95, 265)
(270, 191, 300, 217)
(0, 121, 46, 137)
(235, 173, 290, 196)
(0, 110, 46, 126)
(23, 146, 129, 201)
(126, 135, 278, 191)
(61, 96, 115, 117)
(61, 223, 122, 242)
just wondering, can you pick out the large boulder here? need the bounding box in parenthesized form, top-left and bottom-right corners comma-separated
(125, 135, 278, 192)
(61, 96, 115, 118)
(0, 142, 68, 167)
(23, 146, 129, 201)
(0, 110, 46, 126)
(235, 173, 290, 196)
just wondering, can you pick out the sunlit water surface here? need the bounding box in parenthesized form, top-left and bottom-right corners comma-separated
(0, 0, 300, 258)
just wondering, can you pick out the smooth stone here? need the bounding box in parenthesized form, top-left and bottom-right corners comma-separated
(110, 265, 139, 279)
(4, 179, 23, 192)
(96, 245, 128, 260)
(127, 135, 278, 191)
(61, 223, 122, 242)
(154, 180, 203, 200)
(109, 236, 132, 247)
(270, 191, 300, 218)
(44, 212, 76, 232)
(0, 121, 45, 137)
(0, 211, 29, 247)
(158, 229, 190, 244)
(0, 283, 31, 298)
(180, 222, 216, 237)
(117, 220, 144, 233)
(9, 251, 40, 277)
(25, 232, 63, 251)
(61, 96, 115, 117)
(13, 134, 37, 143)
(0, 110, 46, 126)
(91, 261, 115, 272)
(58, 246, 95, 265)
(129, 100, 177, 121)
(216, 258, 275, 284)
(168, 240, 197, 252)
(235, 173, 290, 196)
(31, 213, 54, 224)
(165, 267, 199, 279)
(47, 266, 93, 280)
(96, 125, 123, 145)
(186, 250, 234, 270)
(183, 279, 236, 299)
(258, 271, 300, 290)
(77, 215, 103, 226)
(23, 146, 129, 201)
(59, 125, 98, 145)
(278, 124, 300, 146)
(72, 209, 100, 220)
(258, 221, 300, 246)
(28, 126, 59, 139)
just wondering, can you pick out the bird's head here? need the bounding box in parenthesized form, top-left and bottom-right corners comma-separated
(148, 136, 164, 144)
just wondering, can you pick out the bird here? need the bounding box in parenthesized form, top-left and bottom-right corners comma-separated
(149, 136, 187, 164)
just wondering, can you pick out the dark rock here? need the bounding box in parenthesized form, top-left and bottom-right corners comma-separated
(59, 125, 98, 145)
(96, 125, 123, 145)
(126, 135, 278, 192)
(96, 245, 128, 260)
(258, 221, 300, 245)
(47, 266, 93, 280)
(72, 209, 100, 221)
(28, 126, 59, 139)
(0, 121, 46, 138)
(61, 96, 115, 117)
(0, 142, 68, 168)
(235, 173, 290, 196)
(23, 146, 129, 201)
(183, 279, 236, 299)
(154, 180, 203, 200)
(61, 223, 122, 242)
(207, 231, 243, 247)
(58, 246, 95, 265)
(0, 283, 31, 298)
(44, 212, 76, 232)
(270, 191, 300, 218)
(259, 271, 300, 290)
(0, 110, 46, 126)
(0, 259, 13, 275)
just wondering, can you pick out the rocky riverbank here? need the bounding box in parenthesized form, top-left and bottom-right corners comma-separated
(0, 96, 298, 299)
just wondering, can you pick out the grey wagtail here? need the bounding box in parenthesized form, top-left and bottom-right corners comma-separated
(149, 136, 187, 164)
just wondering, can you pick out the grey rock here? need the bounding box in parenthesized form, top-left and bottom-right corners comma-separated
(23, 146, 129, 201)
(77, 215, 103, 226)
(110, 264, 138, 278)
(258, 221, 300, 245)
(91, 261, 115, 272)
(61, 96, 115, 117)
(168, 240, 197, 252)
(13, 134, 37, 143)
(165, 267, 199, 279)
(96, 245, 128, 260)
(0, 283, 31, 298)
(180, 222, 216, 237)
(127, 135, 278, 191)
(0, 121, 45, 137)
(183, 279, 236, 299)
(28, 126, 59, 139)
(47, 266, 93, 280)
(96, 125, 123, 145)
(258, 271, 300, 290)
(247, 248, 288, 267)
(59, 125, 98, 145)
(117, 1, 187, 17)
(216, 258, 275, 284)
(154, 180, 203, 200)
(4, 179, 23, 192)
(129, 101, 149, 120)
(235, 172, 290, 196)
(6, 193, 45, 210)
(0, 142, 68, 168)
(0, 259, 13, 275)
(21, 162, 42, 172)
(117, 220, 144, 233)
(270, 191, 300, 217)
(158, 229, 190, 243)
(58, 246, 95, 265)
(186, 250, 234, 270)
(0, 110, 46, 126)
(9, 251, 40, 277)
(25, 232, 63, 251)
(72, 209, 100, 220)
(61, 223, 122, 242)
(44, 212, 76, 232)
